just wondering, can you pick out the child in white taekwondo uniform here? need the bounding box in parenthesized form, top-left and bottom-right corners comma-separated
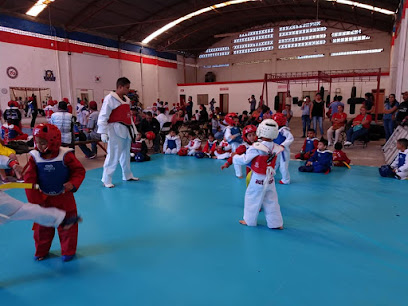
(271, 112, 294, 185)
(98, 77, 139, 188)
(232, 119, 284, 229)
(0, 155, 80, 228)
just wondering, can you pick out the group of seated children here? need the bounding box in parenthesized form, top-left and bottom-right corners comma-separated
(295, 128, 351, 173)
(379, 138, 408, 180)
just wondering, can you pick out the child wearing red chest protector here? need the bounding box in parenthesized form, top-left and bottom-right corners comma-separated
(221, 125, 257, 175)
(24, 123, 85, 262)
(232, 119, 284, 229)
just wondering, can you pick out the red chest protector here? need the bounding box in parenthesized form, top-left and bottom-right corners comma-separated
(108, 104, 131, 126)
(250, 155, 277, 175)
(131, 141, 142, 153)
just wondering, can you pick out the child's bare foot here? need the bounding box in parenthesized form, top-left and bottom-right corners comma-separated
(239, 220, 247, 225)
(271, 226, 284, 230)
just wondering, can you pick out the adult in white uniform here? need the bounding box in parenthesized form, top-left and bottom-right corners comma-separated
(233, 119, 284, 229)
(0, 155, 80, 228)
(98, 77, 139, 188)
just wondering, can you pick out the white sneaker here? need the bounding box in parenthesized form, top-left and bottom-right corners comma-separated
(344, 141, 352, 146)
(103, 183, 115, 188)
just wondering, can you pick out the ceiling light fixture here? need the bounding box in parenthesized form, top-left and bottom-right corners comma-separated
(142, 0, 258, 44)
(326, 0, 395, 15)
(26, 0, 55, 17)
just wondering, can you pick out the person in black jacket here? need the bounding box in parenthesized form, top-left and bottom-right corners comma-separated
(3, 100, 22, 127)
(140, 111, 161, 153)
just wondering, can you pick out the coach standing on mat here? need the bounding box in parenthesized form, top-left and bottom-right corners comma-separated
(98, 77, 139, 188)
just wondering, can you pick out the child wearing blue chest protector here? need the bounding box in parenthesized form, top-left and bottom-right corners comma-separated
(379, 138, 408, 180)
(163, 128, 181, 154)
(224, 113, 244, 178)
(299, 138, 333, 173)
(271, 113, 294, 184)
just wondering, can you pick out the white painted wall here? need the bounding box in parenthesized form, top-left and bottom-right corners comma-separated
(0, 42, 179, 112)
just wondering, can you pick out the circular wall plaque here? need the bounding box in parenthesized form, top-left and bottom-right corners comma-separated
(1, 88, 8, 94)
(6, 66, 18, 79)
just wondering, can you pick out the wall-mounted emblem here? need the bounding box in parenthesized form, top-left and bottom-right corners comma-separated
(44, 70, 56, 81)
(6, 67, 18, 79)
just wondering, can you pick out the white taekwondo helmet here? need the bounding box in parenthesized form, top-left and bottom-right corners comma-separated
(256, 119, 279, 140)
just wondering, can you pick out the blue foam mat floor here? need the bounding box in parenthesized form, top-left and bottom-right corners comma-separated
(0, 155, 407, 306)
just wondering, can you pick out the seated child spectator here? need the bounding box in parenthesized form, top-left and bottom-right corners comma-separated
(214, 137, 231, 160)
(0, 141, 22, 182)
(333, 142, 351, 167)
(221, 125, 257, 174)
(179, 131, 201, 156)
(379, 138, 408, 180)
(163, 128, 181, 154)
(202, 133, 217, 157)
(299, 138, 332, 173)
(295, 129, 318, 160)
(1, 119, 29, 144)
(130, 133, 150, 162)
(3, 100, 22, 128)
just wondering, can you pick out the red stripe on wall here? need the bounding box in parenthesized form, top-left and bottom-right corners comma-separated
(0, 31, 176, 69)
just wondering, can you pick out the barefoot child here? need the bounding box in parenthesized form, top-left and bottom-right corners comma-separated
(232, 119, 284, 229)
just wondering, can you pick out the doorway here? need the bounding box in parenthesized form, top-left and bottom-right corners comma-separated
(179, 95, 186, 107)
(219, 94, 229, 114)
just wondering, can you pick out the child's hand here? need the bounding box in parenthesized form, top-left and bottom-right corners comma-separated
(12, 164, 23, 179)
(306, 161, 312, 166)
(63, 182, 74, 192)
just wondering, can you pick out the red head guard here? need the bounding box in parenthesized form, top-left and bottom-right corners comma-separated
(89, 101, 97, 110)
(271, 112, 287, 127)
(8, 100, 18, 107)
(33, 123, 61, 154)
(225, 113, 238, 126)
(242, 125, 257, 143)
(47, 99, 53, 106)
(63, 97, 69, 103)
(28, 97, 34, 101)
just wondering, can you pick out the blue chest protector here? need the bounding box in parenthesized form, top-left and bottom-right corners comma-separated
(30, 148, 71, 195)
(316, 151, 333, 167)
(167, 139, 177, 150)
(230, 127, 242, 143)
(398, 152, 406, 168)
(305, 139, 315, 153)
(273, 131, 286, 145)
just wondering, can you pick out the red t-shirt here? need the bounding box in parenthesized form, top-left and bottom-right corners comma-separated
(332, 112, 347, 129)
(353, 114, 372, 129)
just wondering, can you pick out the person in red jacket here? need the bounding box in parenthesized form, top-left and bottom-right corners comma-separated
(202, 133, 218, 157)
(333, 142, 351, 167)
(24, 123, 85, 262)
(295, 129, 318, 160)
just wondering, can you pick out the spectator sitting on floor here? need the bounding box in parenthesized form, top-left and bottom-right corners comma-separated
(344, 106, 372, 147)
(3, 100, 22, 128)
(299, 138, 332, 173)
(333, 142, 351, 167)
(1, 118, 28, 145)
(295, 129, 318, 160)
